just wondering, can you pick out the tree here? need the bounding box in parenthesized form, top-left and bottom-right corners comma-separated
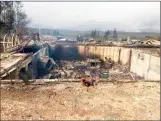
(121, 37, 127, 41)
(52, 30, 56, 36)
(91, 29, 98, 38)
(14, 2, 30, 36)
(104, 30, 110, 40)
(56, 30, 59, 35)
(0, 1, 15, 34)
(113, 28, 118, 41)
(52, 29, 60, 36)
(76, 35, 83, 42)
(0, 1, 30, 37)
(97, 31, 100, 38)
(91, 30, 94, 38)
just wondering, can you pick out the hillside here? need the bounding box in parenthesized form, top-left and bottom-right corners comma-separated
(26, 27, 160, 40)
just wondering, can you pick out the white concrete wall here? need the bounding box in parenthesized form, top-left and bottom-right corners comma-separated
(120, 48, 131, 65)
(77, 45, 160, 80)
(147, 55, 160, 80)
(130, 49, 160, 80)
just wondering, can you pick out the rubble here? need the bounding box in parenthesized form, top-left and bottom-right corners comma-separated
(79, 37, 160, 48)
(0, 53, 32, 79)
(46, 57, 142, 82)
(81, 78, 96, 87)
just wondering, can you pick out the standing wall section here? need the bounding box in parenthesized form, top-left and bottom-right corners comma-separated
(120, 48, 131, 66)
(77, 45, 160, 80)
(130, 49, 160, 80)
(147, 55, 160, 80)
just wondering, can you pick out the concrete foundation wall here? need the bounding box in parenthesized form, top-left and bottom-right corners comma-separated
(78, 45, 121, 63)
(130, 49, 160, 80)
(120, 48, 131, 66)
(77, 45, 160, 80)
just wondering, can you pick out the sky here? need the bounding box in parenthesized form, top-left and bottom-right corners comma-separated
(23, 2, 160, 32)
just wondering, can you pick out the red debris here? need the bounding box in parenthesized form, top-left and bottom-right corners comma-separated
(81, 78, 96, 87)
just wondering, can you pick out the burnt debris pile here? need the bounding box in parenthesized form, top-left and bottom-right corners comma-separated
(46, 56, 143, 82)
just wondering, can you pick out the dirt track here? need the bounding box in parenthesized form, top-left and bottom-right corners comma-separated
(1, 81, 160, 120)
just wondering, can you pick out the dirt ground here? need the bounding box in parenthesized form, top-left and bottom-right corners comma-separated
(1, 81, 160, 120)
